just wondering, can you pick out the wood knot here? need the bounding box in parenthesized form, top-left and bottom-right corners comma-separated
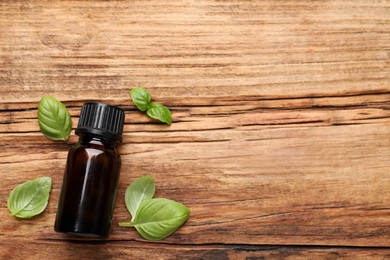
(38, 17, 95, 50)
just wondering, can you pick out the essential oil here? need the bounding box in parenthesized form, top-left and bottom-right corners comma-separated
(55, 102, 125, 238)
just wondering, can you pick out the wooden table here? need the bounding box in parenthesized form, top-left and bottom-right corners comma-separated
(1, 1, 389, 259)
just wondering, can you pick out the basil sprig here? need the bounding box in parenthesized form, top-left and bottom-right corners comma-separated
(7, 177, 52, 218)
(130, 88, 172, 125)
(119, 176, 190, 240)
(38, 96, 72, 141)
(130, 88, 152, 112)
(146, 103, 172, 125)
(125, 175, 155, 221)
(120, 198, 190, 240)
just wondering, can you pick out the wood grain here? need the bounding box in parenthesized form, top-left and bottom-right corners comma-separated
(2, 238, 390, 260)
(0, 0, 389, 259)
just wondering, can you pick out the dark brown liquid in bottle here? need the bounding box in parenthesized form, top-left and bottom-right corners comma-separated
(54, 134, 121, 238)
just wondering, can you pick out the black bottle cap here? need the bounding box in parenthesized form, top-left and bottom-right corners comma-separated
(75, 102, 125, 143)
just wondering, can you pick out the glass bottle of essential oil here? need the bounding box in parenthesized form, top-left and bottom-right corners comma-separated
(55, 102, 125, 238)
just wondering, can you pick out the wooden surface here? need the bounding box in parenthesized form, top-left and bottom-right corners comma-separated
(1, 0, 390, 259)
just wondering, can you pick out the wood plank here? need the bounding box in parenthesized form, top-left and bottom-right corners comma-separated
(1, 111, 390, 246)
(1, 238, 390, 260)
(0, 0, 388, 102)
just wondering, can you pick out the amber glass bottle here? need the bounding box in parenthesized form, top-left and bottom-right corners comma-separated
(55, 102, 125, 238)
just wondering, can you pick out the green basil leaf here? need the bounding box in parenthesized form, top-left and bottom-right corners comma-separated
(146, 103, 172, 125)
(38, 96, 72, 141)
(130, 88, 152, 112)
(120, 198, 190, 240)
(7, 177, 52, 219)
(125, 176, 155, 221)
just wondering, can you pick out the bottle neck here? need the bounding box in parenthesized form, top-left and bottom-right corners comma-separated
(78, 133, 117, 148)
